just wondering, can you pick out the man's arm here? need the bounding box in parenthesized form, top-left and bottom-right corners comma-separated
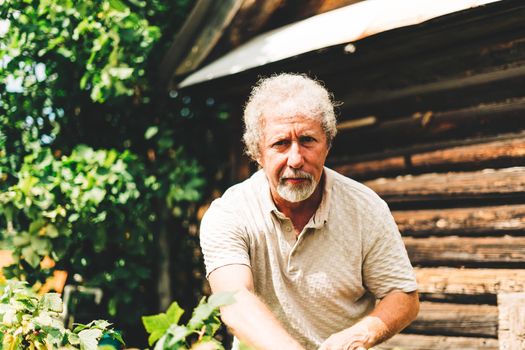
(319, 290, 419, 350)
(209, 264, 305, 350)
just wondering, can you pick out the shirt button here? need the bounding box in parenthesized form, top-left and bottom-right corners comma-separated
(285, 225, 292, 232)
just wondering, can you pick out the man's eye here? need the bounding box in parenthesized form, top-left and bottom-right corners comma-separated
(300, 136, 315, 143)
(272, 140, 288, 147)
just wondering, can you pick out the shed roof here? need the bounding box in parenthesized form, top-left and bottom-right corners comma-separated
(175, 0, 501, 89)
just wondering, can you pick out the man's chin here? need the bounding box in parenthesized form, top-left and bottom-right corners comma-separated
(277, 184, 316, 203)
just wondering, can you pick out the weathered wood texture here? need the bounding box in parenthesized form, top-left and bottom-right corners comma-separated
(415, 268, 525, 295)
(364, 167, 525, 202)
(406, 301, 498, 338)
(332, 98, 525, 158)
(341, 64, 525, 120)
(498, 292, 525, 350)
(173, 0, 244, 76)
(411, 137, 525, 168)
(226, 0, 284, 46)
(405, 236, 525, 265)
(334, 135, 525, 179)
(393, 204, 525, 236)
(376, 334, 499, 350)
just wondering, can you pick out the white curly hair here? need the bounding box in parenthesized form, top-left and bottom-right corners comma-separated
(242, 73, 338, 160)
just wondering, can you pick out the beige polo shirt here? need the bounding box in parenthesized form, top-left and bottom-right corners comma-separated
(200, 167, 417, 350)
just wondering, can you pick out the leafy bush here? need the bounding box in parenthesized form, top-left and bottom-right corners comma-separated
(0, 280, 123, 349)
(0, 0, 231, 345)
(142, 293, 234, 350)
(0, 145, 154, 321)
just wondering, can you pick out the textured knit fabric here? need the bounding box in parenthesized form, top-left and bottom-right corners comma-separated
(200, 167, 417, 350)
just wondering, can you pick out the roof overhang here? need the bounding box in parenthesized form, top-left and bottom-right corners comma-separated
(177, 0, 501, 89)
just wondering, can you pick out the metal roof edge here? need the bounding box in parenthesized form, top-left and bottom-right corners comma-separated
(178, 0, 501, 89)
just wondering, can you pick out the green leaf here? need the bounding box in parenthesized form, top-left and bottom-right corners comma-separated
(187, 301, 212, 329)
(78, 328, 103, 350)
(144, 126, 158, 140)
(30, 236, 51, 255)
(195, 339, 225, 350)
(21, 245, 41, 268)
(142, 301, 185, 346)
(104, 329, 125, 345)
(108, 0, 128, 12)
(84, 187, 106, 204)
(207, 292, 235, 309)
(166, 301, 184, 324)
(165, 324, 190, 346)
(29, 219, 46, 235)
(39, 293, 63, 313)
(12, 232, 30, 247)
(108, 67, 133, 79)
(142, 314, 170, 346)
(67, 332, 81, 345)
(45, 224, 59, 238)
(188, 292, 235, 328)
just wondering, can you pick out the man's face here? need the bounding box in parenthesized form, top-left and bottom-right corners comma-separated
(257, 113, 330, 205)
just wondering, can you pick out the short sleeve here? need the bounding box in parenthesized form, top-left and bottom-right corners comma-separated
(199, 198, 251, 278)
(362, 200, 418, 298)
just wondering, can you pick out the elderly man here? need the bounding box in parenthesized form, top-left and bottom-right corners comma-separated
(200, 73, 419, 350)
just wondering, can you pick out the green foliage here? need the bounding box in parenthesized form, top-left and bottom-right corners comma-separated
(1, 0, 162, 103)
(0, 0, 232, 346)
(142, 292, 235, 350)
(0, 280, 123, 349)
(0, 145, 156, 321)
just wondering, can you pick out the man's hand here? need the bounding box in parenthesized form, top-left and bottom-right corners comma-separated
(319, 290, 419, 350)
(318, 316, 384, 350)
(318, 324, 369, 350)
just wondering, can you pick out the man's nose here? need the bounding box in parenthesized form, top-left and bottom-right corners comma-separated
(287, 142, 304, 169)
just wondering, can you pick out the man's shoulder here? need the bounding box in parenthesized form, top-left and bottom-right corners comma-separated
(220, 169, 265, 200)
(325, 167, 391, 221)
(327, 167, 385, 205)
(205, 170, 266, 216)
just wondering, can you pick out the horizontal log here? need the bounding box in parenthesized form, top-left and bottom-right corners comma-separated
(334, 156, 406, 179)
(415, 267, 525, 295)
(407, 301, 498, 338)
(392, 204, 525, 236)
(364, 167, 525, 203)
(418, 292, 496, 305)
(376, 334, 498, 350)
(411, 137, 525, 168)
(330, 96, 525, 158)
(404, 236, 525, 265)
(342, 63, 525, 119)
(334, 135, 525, 178)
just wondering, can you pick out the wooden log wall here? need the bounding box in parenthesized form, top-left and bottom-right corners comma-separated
(192, 2, 525, 348)
(325, 2, 525, 349)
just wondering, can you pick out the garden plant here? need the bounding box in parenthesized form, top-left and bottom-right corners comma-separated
(1, 0, 233, 346)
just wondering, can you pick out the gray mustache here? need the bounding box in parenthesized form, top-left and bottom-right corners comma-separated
(280, 169, 313, 181)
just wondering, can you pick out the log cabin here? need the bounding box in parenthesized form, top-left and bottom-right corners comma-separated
(163, 1, 525, 349)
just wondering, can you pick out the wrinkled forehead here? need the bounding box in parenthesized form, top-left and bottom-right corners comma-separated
(258, 97, 323, 125)
(259, 114, 326, 145)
